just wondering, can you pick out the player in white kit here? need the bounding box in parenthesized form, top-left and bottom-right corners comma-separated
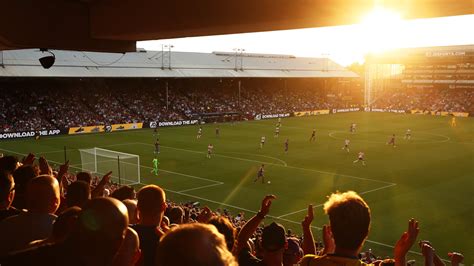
(342, 139, 350, 152)
(353, 151, 366, 166)
(404, 129, 411, 140)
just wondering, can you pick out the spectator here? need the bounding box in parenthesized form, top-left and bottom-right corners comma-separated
(110, 185, 135, 201)
(0, 197, 129, 266)
(123, 199, 139, 224)
(300, 191, 370, 265)
(156, 223, 238, 266)
(0, 156, 19, 174)
(113, 227, 141, 266)
(283, 237, 304, 266)
(65, 181, 90, 208)
(233, 194, 289, 266)
(167, 206, 184, 225)
(0, 174, 60, 255)
(208, 215, 236, 251)
(0, 171, 24, 221)
(11, 165, 38, 209)
(131, 185, 167, 266)
(76, 172, 92, 186)
(28, 206, 81, 247)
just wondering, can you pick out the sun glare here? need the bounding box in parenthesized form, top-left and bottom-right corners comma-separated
(359, 7, 405, 53)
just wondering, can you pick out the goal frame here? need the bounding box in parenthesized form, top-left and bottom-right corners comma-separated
(79, 147, 141, 185)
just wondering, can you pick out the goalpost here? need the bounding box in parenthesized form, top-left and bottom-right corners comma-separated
(79, 147, 141, 185)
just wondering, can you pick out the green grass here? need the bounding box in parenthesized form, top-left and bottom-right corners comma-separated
(1, 112, 473, 263)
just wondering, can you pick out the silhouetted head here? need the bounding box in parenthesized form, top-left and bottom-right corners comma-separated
(26, 175, 60, 214)
(73, 197, 129, 264)
(156, 223, 237, 266)
(324, 191, 371, 252)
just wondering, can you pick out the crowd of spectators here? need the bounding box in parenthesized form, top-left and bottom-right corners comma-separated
(2, 81, 473, 134)
(0, 153, 465, 266)
(0, 81, 359, 133)
(371, 87, 474, 113)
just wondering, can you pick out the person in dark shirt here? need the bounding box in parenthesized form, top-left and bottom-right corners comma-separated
(154, 139, 160, 154)
(309, 129, 316, 142)
(254, 164, 265, 184)
(131, 185, 167, 266)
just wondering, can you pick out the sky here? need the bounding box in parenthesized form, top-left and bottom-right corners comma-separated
(138, 12, 474, 66)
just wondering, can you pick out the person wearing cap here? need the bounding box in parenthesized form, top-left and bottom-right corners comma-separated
(233, 194, 288, 266)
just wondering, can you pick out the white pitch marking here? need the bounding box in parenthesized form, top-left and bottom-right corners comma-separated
(218, 151, 288, 167)
(135, 142, 394, 185)
(178, 183, 224, 193)
(328, 131, 451, 145)
(277, 183, 397, 218)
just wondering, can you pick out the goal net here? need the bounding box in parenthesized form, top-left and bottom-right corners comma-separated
(78, 147, 141, 185)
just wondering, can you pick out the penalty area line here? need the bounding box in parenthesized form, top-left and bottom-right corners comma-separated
(178, 183, 225, 193)
(277, 183, 397, 219)
(135, 142, 394, 186)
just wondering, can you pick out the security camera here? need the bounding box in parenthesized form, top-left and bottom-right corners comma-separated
(39, 49, 55, 69)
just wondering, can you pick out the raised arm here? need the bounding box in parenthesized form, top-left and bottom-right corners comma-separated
(419, 241, 445, 266)
(394, 218, 420, 266)
(448, 252, 464, 266)
(91, 171, 112, 198)
(321, 224, 335, 255)
(301, 204, 316, 255)
(421, 242, 435, 266)
(39, 156, 52, 175)
(232, 194, 276, 256)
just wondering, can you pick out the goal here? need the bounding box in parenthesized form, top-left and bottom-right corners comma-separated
(78, 147, 141, 185)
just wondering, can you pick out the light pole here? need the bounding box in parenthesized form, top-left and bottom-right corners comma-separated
(233, 48, 245, 71)
(240, 49, 245, 71)
(161, 44, 174, 70)
(168, 45, 174, 70)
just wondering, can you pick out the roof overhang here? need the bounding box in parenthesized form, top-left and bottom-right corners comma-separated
(1, 0, 473, 53)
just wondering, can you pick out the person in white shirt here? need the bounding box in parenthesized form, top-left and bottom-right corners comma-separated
(342, 139, 350, 152)
(353, 152, 366, 166)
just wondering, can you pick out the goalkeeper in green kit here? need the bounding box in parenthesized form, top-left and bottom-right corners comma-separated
(151, 157, 159, 176)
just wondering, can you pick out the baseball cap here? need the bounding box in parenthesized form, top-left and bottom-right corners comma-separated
(261, 222, 286, 252)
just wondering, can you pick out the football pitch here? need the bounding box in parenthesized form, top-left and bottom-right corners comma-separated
(1, 112, 473, 263)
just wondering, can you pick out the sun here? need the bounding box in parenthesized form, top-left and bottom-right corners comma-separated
(359, 7, 405, 53)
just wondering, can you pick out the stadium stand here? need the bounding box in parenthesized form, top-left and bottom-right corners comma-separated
(0, 78, 360, 133)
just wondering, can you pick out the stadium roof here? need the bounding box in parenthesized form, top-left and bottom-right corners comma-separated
(366, 45, 474, 64)
(1, 0, 472, 53)
(0, 49, 357, 78)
